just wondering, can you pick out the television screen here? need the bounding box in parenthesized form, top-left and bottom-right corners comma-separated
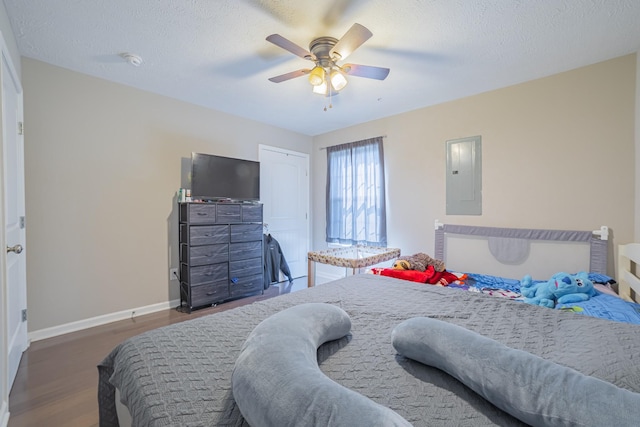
(190, 153, 260, 201)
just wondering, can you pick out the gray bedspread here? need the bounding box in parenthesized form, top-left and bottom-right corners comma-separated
(98, 274, 640, 426)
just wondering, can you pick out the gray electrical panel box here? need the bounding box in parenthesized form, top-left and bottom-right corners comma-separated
(446, 136, 482, 215)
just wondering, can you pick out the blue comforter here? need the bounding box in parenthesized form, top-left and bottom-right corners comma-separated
(449, 272, 640, 324)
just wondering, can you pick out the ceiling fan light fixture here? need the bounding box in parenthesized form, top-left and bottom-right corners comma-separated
(308, 66, 325, 86)
(330, 69, 348, 91)
(312, 80, 328, 95)
(265, 23, 388, 106)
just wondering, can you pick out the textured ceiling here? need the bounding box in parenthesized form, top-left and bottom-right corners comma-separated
(4, 0, 640, 136)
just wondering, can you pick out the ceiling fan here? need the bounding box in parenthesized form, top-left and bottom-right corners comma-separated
(266, 23, 390, 96)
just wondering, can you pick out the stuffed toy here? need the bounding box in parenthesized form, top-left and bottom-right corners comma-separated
(392, 253, 445, 272)
(521, 272, 597, 308)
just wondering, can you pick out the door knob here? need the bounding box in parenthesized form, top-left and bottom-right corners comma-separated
(6, 244, 23, 254)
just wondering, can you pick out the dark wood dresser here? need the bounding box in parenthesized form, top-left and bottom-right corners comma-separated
(179, 202, 264, 312)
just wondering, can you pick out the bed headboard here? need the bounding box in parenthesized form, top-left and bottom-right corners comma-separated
(434, 221, 609, 279)
(618, 243, 640, 303)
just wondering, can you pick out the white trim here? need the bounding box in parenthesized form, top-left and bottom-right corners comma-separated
(0, 400, 8, 427)
(258, 144, 309, 159)
(28, 299, 180, 342)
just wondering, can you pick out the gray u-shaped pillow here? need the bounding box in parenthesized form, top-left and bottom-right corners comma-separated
(392, 317, 640, 427)
(232, 303, 411, 427)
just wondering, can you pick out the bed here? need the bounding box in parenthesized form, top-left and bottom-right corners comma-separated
(618, 243, 640, 303)
(367, 222, 640, 325)
(98, 225, 640, 427)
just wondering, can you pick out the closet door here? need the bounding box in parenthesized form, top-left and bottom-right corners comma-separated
(259, 145, 309, 280)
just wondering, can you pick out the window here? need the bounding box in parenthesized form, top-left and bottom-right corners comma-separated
(326, 136, 387, 246)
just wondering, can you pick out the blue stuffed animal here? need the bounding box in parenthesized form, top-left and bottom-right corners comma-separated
(521, 272, 597, 308)
(520, 275, 555, 308)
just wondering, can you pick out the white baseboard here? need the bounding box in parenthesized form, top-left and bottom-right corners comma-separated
(314, 262, 351, 285)
(314, 262, 384, 285)
(28, 299, 180, 342)
(316, 273, 342, 284)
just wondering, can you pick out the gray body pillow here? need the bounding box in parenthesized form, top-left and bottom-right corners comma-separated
(392, 317, 640, 427)
(232, 303, 411, 427)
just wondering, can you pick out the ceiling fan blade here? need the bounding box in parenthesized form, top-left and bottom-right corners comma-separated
(266, 34, 315, 60)
(322, 0, 365, 27)
(330, 23, 372, 60)
(342, 64, 390, 80)
(268, 69, 311, 83)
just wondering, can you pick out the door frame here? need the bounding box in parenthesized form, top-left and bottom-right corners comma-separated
(258, 144, 311, 279)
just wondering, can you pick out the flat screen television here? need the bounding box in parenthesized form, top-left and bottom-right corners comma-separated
(190, 153, 260, 201)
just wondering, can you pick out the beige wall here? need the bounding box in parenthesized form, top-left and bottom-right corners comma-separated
(21, 53, 638, 333)
(313, 55, 636, 273)
(636, 51, 640, 242)
(23, 58, 312, 332)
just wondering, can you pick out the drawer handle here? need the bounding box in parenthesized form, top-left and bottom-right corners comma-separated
(206, 292, 215, 296)
(7, 244, 23, 254)
(205, 272, 213, 276)
(196, 212, 208, 216)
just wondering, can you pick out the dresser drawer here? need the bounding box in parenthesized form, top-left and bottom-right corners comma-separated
(188, 263, 228, 286)
(242, 204, 263, 222)
(229, 241, 262, 261)
(230, 257, 263, 278)
(230, 224, 262, 242)
(188, 204, 216, 224)
(190, 225, 229, 246)
(190, 280, 229, 307)
(217, 204, 241, 223)
(229, 274, 263, 298)
(183, 243, 228, 266)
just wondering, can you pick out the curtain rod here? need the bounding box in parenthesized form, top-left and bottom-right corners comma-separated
(318, 135, 387, 151)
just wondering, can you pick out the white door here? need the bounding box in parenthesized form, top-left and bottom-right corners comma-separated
(2, 45, 27, 395)
(259, 145, 309, 280)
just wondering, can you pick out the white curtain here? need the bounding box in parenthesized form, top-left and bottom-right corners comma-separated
(325, 136, 387, 246)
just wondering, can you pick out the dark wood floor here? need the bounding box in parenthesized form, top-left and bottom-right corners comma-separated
(7, 280, 306, 427)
